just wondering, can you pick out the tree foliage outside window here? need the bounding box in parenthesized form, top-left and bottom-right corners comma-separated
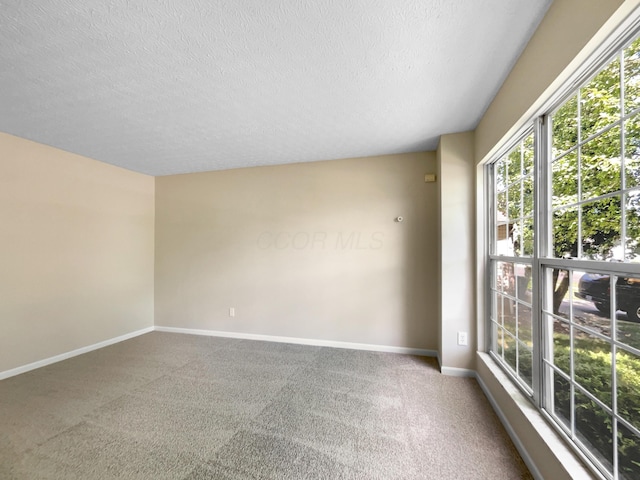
(552, 39, 640, 262)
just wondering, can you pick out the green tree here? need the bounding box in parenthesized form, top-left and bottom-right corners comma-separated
(496, 40, 640, 311)
(550, 39, 640, 310)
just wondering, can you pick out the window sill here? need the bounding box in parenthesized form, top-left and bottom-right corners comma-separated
(476, 352, 599, 480)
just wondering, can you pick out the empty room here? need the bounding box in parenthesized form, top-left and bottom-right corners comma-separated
(2, 1, 640, 479)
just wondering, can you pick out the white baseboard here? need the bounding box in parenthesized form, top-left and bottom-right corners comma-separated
(154, 326, 438, 357)
(475, 372, 543, 480)
(435, 354, 476, 377)
(0, 324, 438, 381)
(0, 326, 154, 381)
(440, 365, 476, 377)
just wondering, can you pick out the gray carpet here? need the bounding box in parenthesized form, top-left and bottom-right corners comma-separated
(0, 332, 532, 479)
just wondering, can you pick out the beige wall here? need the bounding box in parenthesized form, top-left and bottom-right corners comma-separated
(155, 153, 438, 350)
(438, 132, 475, 371)
(0, 133, 155, 373)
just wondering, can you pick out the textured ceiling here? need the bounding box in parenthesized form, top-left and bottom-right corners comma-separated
(0, 0, 552, 175)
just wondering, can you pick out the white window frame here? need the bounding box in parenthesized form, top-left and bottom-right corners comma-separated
(484, 15, 640, 480)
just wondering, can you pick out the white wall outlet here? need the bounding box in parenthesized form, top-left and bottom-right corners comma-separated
(229, 307, 235, 317)
(457, 331, 468, 346)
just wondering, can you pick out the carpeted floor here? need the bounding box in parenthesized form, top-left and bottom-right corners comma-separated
(0, 332, 532, 479)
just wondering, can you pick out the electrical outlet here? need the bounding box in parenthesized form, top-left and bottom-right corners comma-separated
(229, 307, 235, 317)
(457, 331, 468, 346)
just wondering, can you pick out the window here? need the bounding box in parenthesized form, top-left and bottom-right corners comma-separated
(491, 133, 535, 391)
(487, 35, 640, 480)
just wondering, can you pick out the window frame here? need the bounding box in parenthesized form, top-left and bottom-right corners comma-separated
(484, 20, 640, 480)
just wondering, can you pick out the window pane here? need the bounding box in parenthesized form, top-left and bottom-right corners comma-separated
(507, 145, 522, 185)
(522, 218, 534, 257)
(496, 294, 505, 326)
(550, 317, 571, 375)
(522, 134, 534, 176)
(575, 391, 613, 472)
(624, 113, 640, 190)
(518, 343, 533, 388)
(553, 207, 578, 258)
(497, 262, 515, 296)
(552, 152, 578, 208)
(553, 94, 578, 156)
(618, 319, 640, 352)
(616, 348, 640, 432)
(497, 326, 504, 358)
(580, 125, 621, 199)
(575, 271, 612, 333)
(515, 264, 532, 303)
(496, 191, 508, 255)
(522, 176, 534, 216)
(581, 196, 621, 260)
(518, 304, 532, 344)
(574, 329, 612, 406)
(507, 184, 522, 219)
(496, 262, 506, 293)
(548, 268, 571, 320)
(625, 190, 640, 262)
(552, 369, 572, 430)
(617, 275, 640, 323)
(581, 56, 621, 140)
(512, 221, 524, 257)
(497, 292, 516, 341)
(556, 296, 571, 320)
(493, 136, 534, 259)
(497, 190, 507, 215)
(503, 300, 517, 337)
(618, 421, 640, 480)
(624, 38, 640, 115)
(504, 332, 517, 373)
(496, 160, 507, 192)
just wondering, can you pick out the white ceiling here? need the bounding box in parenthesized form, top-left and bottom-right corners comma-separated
(0, 0, 552, 176)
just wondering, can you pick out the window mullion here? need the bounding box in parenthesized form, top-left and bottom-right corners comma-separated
(486, 164, 496, 353)
(611, 275, 619, 479)
(620, 53, 627, 264)
(532, 115, 547, 407)
(577, 89, 583, 259)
